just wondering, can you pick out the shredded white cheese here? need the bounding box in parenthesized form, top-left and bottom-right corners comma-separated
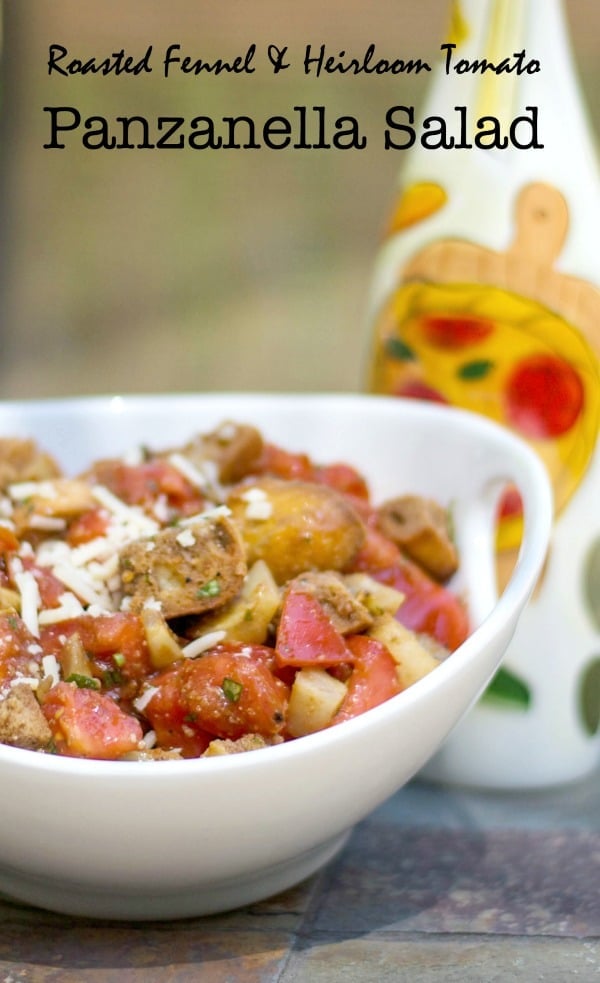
(0, 496, 13, 518)
(175, 528, 196, 548)
(8, 480, 57, 501)
(91, 485, 159, 537)
(142, 598, 162, 612)
(51, 562, 111, 609)
(41, 654, 61, 687)
(28, 515, 68, 532)
(182, 630, 226, 659)
(240, 487, 267, 503)
(133, 685, 160, 713)
(168, 453, 209, 491)
(38, 591, 86, 625)
(178, 504, 231, 526)
(152, 494, 170, 523)
(245, 500, 273, 521)
(14, 570, 41, 637)
(9, 675, 39, 690)
(141, 729, 157, 749)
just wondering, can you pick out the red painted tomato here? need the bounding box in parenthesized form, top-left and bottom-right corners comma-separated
(421, 313, 494, 349)
(395, 380, 449, 404)
(505, 353, 584, 438)
(498, 485, 523, 521)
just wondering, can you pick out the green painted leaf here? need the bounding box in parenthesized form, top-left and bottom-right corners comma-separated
(385, 337, 416, 361)
(457, 359, 494, 381)
(482, 666, 531, 709)
(583, 538, 600, 631)
(580, 657, 600, 736)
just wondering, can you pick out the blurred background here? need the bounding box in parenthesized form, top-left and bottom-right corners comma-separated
(0, 0, 599, 399)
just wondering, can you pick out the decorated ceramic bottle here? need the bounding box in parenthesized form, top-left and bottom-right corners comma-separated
(368, 0, 600, 786)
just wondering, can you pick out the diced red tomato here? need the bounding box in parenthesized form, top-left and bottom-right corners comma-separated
(253, 443, 315, 482)
(142, 668, 213, 757)
(505, 353, 584, 438)
(313, 463, 370, 501)
(144, 644, 289, 748)
(275, 591, 351, 668)
(41, 613, 152, 687)
(0, 612, 42, 686)
(42, 681, 143, 759)
(333, 635, 401, 724)
(66, 508, 110, 546)
(87, 459, 205, 516)
(0, 527, 19, 553)
(350, 525, 402, 572)
(374, 558, 469, 652)
(19, 557, 66, 609)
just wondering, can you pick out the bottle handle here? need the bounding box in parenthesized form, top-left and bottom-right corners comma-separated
(451, 477, 509, 629)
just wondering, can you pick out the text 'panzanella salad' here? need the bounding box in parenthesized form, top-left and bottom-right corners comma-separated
(0, 422, 468, 760)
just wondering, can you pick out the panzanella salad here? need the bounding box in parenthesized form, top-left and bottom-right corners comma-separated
(0, 422, 468, 760)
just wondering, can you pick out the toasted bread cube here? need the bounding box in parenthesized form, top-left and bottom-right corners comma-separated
(377, 495, 458, 582)
(0, 684, 53, 751)
(119, 514, 246, 619)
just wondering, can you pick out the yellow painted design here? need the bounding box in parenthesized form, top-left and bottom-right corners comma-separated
(445, 0, 470, 48)
(476, 0, 525, 126)
(369, 281, 600, 546)
(384, 182, 448, 238)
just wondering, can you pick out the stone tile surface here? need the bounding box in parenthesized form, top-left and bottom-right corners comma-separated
(307, 824, 600, 937)
(0, 774, 598, 981)
(283, 935, 600, 983)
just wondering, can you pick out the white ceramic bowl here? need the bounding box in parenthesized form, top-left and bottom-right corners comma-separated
(0, 394, 552, 920)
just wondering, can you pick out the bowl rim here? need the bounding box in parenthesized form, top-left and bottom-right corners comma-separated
(0, 391, 553, 778)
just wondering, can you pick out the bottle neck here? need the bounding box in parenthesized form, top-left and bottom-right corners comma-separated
(426, 0, 594, 156)
(449, 0, 568, 50)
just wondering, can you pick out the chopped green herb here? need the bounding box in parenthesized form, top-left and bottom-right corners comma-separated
(7, 615, 19, 631)
(222, 677, 243, 703)
(184, 712, 198, 724)
(112, 652, 126, 668)
(102, 669, 123, 688)
(66, 673, 100, 691)
(197, 579, 221, 598)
